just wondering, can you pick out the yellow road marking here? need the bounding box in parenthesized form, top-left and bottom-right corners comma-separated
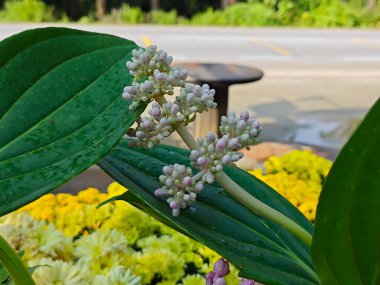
(266, 43, 292, 56)
(250, 37, 292, 56)
(352, 38, 380, 49)
(141, 35, 152, 47)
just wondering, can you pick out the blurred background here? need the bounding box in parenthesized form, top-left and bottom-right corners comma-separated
(0, 0, 379, 189)
(0, 0, 380, 26)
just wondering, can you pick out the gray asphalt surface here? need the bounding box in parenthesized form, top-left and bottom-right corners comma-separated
(1, 24, 379, 150)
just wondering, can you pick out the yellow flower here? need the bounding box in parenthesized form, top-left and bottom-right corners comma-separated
(107, 182, 128, 197)
(77, 188, 101, 204)
(30, 258, 87, 285)
(180, 274, 205, 285)
(250, 150, 332, 221)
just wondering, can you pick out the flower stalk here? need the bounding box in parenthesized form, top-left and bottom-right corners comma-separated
(124, 45, 312, 247)
(157, 96, 312, 247)
(0, 234, 35, 285)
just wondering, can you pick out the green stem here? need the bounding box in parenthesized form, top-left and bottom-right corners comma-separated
(215, 172, 312, 247)
(0, 234, 35, 285)
(154, 96, 312, 247)
(176, 123, 312, 247)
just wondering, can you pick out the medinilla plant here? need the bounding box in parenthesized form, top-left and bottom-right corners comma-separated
(0, 27, 379, 285)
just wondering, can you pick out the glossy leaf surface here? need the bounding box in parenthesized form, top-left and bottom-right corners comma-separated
(0, 28, 143, 215)
(99, 140, 320, 285)
(312, 98, 380, 285)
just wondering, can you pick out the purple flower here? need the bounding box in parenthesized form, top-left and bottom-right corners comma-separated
(213, 258, 230, 277)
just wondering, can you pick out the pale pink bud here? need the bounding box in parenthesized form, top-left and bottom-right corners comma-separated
(194, 183, 203, 193)
(154, 188, 166, 197)
(136, 131, 145, 139)
(237, 120, 247, 131)
(170, 201, 180, 209)
(151, 107, 161, 117)
(165, 179, 173, 187)
(240, 111, 249, 121)
(186, 93, 195, 102)
(142, 120, 153, 128)
(172, 208, 180, 217)
(166, 56, 173, 65)
(155, 73, 165, 83)
(182, 176, 193, 187)
(228, 138, 239, 149)
(163, 166, 172, 175)
(171, 104, 180, 114)
(206, 132, 216, 143)
(222, 155, 232, 164)
(205, 173, 214, 184)
(124, 86, 136, 94)
(197, 157, 207, 167)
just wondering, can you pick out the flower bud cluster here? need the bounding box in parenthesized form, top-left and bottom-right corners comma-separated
(123, 68, 188, 110)
(129, 100, 186, 148)
(155, 111, 261, 215)
(176, 83, 217, 124)
(219, 111, 262, 150)
(126, 45, 173, 81)
(154, 164, 204, 217)
(124, 46, 218, 147)
(189, 132, 244, 184)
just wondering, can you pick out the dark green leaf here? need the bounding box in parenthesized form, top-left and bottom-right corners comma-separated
(98, 139, 319, 285)
(0, 265, 8, 284)
(312, 99, 380, 285)
(0, 27, 144, 216)
(0, 251, 25, 284)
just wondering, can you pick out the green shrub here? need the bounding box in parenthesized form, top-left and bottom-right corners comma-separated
(0, 0, 55, 22)
(355, 6, 380, 27)
(299, 0, 359, 27)
(150, 9, 177, 24)
(223, 3, 277, 26)
(110, 3, 144, 24)
(191, 3, 276, 26)
(191, 8, 226, 25)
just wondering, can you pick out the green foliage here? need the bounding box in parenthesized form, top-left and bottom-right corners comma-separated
(312, 98, 380, 285)
(0, 0, 55, 22)
(150, 9, 178, 25)
(223, 3, 277, 26)
(0, 28, 144, 216)
(99, 140, 320, 285)
(191, 4, 277, 26)
(111, 4, 144, 24)
(191, 8, 225, 25)
(299, 0, 358, 27)
(188, 0, 378, 27)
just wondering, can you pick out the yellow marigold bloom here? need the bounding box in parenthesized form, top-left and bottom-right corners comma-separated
(249, 150, 332, 222)
(135, 250, 185, 284)
(4, 184, 243, 283)
(77, 188, 101, 204)
(180, 274, 205, 285)
(107, 182, 128, 196)
(31, 258, 87, 285)
(93, 267, 141, 285)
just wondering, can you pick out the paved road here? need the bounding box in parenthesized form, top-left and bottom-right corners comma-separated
(1, 24, 379, 150)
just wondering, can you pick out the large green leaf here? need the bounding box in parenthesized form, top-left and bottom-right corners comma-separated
(98, 139, 319, 285)
(312, 99, 380, 285)
(0, 28, 144, 216)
